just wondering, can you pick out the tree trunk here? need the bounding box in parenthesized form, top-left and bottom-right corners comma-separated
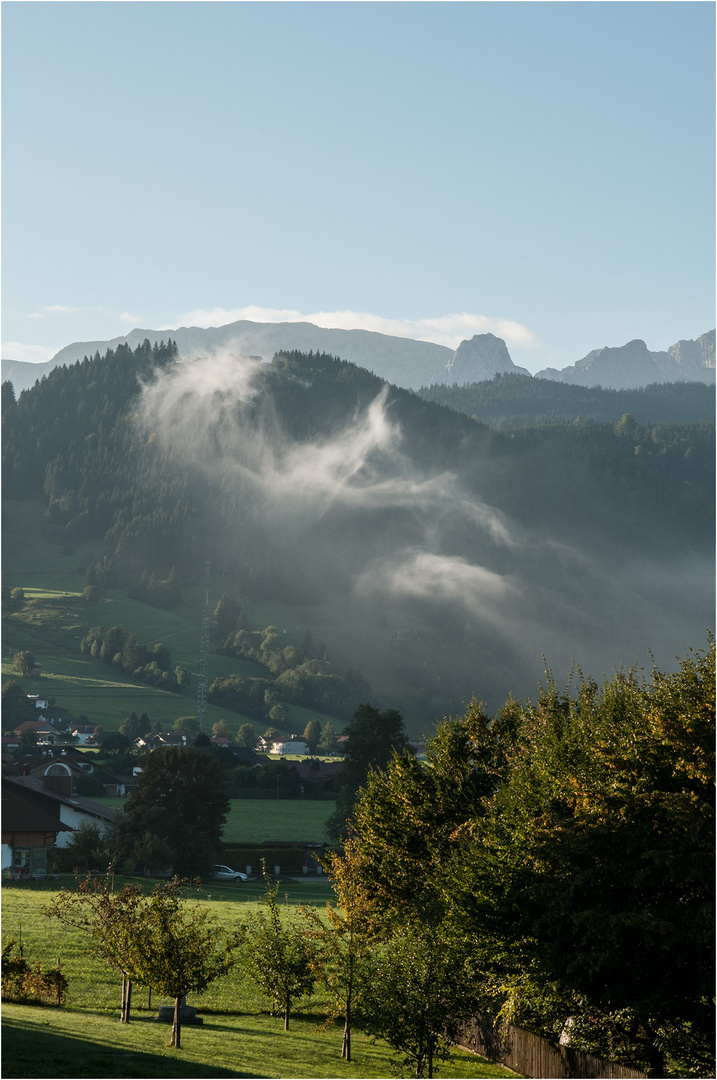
(121, 974, 131, 1022)
(171, 995, 182, 1049)
(342, 1000, 351, 1060)
(641, 1020, 666, 1078)
(284, 992, 290, 1031)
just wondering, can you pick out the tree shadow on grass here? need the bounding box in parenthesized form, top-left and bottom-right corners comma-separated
(1, 1015, 269, 1079)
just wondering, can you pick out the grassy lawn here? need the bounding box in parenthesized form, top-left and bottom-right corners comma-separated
(221, 800, 336, 845)
(1, 884, 516, 1079)
(90, 799, 336, 845)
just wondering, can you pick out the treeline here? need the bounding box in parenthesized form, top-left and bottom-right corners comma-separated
(1, 338, 206, 575)
(3, 342, 712, 596)
(418, 371, 716, 426)
(80, 625, 189, 692)
(209, 594, 372, 723)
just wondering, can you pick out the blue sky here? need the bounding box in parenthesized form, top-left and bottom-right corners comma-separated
(2, 1, 714, 373)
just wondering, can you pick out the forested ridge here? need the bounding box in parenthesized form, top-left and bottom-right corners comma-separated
(419, 370, 716, 427)
(2, 341, 714, 719)
(3, 342, 712, 569)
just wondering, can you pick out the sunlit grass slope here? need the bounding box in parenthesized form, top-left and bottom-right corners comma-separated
(1, 884, 516, 1079)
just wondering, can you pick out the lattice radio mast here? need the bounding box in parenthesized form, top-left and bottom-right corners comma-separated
(196, 558, 211, 730)
(197, 479, 214, 731)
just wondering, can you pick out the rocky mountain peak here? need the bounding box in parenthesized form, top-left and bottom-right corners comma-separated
(668, 329, 715, 371)
(535, 331, 716, 389)
(444, 333, 531, 384)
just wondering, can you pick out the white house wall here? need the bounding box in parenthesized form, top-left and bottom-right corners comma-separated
(56, 806, 110, 847)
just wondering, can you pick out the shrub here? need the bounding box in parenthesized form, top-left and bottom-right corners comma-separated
(1, 940, 68, 1006)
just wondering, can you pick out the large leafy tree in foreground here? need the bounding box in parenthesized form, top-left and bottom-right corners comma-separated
(359, 923, 478, 1080)
(302, 831, 383, 1061)
(347, 701, 503, 926)
(135, 878, 235, 1048)
(47, 873, 147, 1023)
(450, 639, 715, 1077)
(339, 639, 714, 1077)
(47, 875, 234, 1049)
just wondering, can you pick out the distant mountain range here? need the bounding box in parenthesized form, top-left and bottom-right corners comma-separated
(535, 332, 715, 389)
(2, 321, 714, 394)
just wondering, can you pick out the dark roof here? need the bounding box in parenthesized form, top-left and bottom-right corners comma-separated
(1, 785, 72, 835)
(18, 747, 93, 773)
(3, 776, 116, 822)
(233, 746, 262, 764)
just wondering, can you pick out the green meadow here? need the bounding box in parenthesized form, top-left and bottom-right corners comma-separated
(92, 799, 336, 846)
(2, 498, 422, 739)
(1, 500, 355, 735)
(1, 883, 516, 1079)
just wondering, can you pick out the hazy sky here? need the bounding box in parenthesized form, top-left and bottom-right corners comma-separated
(2, 1, 714, 373)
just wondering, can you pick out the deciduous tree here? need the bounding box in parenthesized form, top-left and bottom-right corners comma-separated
(326, 703, 409, 840)
(46, 873, 146, 1023)
(133, 878, 235, 1048)
(238, 875, 315, 1030)
(358, 922, 477, 1079)
(302, 719, 322, 754)
(302, 832, 381, 1061)
(346, 703, 501, 925)
(236, 722, 256, 747)
(116, 746, 229, 879)
(12, 650, 35, 677)
(451, 641, 716, 1077)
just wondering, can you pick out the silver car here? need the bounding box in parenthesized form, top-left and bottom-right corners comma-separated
(212, 864, 248, 883)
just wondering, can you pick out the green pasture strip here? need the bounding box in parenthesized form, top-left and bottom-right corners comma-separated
(1, 499, 362, 737)
(221, 801, 337, 845)
(85, 798, 337, 845)
(2, 588, 344, 735)
(0, 886, 515, 1078)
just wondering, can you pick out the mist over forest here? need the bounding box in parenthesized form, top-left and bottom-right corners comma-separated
(2, 341, 713, 729)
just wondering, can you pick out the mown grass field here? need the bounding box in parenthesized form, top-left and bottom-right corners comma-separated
(92, 799, 336, 846)
(1, 883, 516, 1079)
(220, 800, 337, 846)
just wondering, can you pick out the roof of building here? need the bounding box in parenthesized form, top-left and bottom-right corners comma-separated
(3, 776, 117, 823)
(17, 748, 94, 774)
(2, 785, 73, 835)
(135, 731, 188, 748)
(13, 720, 53, 734)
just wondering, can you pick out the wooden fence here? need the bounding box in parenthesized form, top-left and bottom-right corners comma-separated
(457, 1014, 647, 1079)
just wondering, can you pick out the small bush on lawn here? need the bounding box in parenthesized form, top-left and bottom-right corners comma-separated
(1, 940, 68, 1006)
